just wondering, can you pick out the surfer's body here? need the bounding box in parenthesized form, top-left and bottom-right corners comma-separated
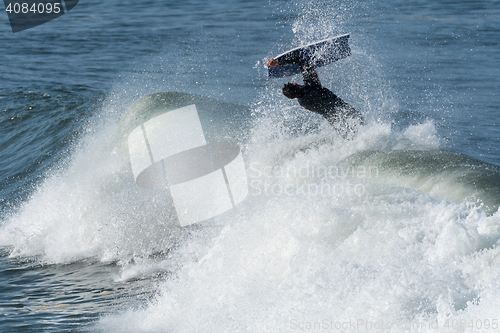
(267, 54, 363, 135)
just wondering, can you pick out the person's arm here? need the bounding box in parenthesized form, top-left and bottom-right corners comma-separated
(301, 64, 321, 86)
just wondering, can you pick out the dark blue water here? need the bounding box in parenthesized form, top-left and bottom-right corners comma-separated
(1, 0, 499, 331)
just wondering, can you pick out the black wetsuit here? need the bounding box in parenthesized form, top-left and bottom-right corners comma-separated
(279, 52, 363, 132)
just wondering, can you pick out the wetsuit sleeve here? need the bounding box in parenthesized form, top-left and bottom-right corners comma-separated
(278, 51, 320, 86)
(300, 63, 321, 86)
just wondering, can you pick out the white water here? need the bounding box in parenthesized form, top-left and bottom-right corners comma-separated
(92, 119, 500, 332)
(1, 98, 499, 332)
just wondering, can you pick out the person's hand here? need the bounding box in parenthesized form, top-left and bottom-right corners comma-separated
(267, 58, 280, 68)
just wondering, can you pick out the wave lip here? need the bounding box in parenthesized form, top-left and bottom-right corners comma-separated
(341, 149, 500, 214)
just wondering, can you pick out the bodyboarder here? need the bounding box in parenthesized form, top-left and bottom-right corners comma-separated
(267, 53, 363, 136)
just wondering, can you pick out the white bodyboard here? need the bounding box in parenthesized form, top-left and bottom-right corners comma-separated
(268, 34, 351, 78)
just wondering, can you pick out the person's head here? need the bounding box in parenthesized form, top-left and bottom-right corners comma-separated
(282, 83, 303, 99)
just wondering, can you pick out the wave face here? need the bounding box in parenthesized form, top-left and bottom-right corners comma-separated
(0, 92, 252, 264)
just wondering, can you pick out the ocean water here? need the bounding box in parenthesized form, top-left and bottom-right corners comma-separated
(1, 0, 499, 332)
